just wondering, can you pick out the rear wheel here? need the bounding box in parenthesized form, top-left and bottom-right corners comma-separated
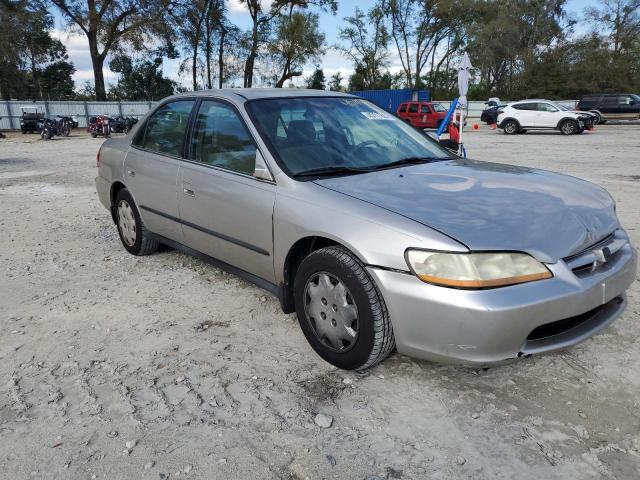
(503, 120, 519, 135)
(114, 189, 159, 256)
(560, 119, 578, 135)
(294, 246, 395, 370)
(590, 111, 602, 125)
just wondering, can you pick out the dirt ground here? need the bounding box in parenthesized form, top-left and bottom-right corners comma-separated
(1, 124, 639, 480)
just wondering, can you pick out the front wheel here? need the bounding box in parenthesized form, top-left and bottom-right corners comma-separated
(503, 120, 519, 134)
(114, 189, 159, 256)
(294, 246, 395, 370)
(560, 119, 578, 135)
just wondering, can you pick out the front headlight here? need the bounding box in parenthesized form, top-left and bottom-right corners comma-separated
(405, 250, 552, 289)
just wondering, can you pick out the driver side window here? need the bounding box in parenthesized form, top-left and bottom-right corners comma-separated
(190, 101, 257, 175)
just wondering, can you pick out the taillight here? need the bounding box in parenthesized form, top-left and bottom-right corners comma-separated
(96, 147, 101, 168)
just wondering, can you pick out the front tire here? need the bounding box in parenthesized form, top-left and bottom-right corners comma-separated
(560, 119, 578, 135)
(114, 189, 159, 256)
(294, 246, 395, 370)
(503, 119, 519, 135)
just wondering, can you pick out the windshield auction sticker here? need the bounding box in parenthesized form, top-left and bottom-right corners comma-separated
(361, 112, 391, 120)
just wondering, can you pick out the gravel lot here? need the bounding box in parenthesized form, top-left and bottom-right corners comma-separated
(1, 125, 639, 480)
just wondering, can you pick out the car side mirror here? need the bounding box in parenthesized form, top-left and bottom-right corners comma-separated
(254, 150, 274, 182)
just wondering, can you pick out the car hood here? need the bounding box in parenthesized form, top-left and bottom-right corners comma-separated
(314, 159, 618, 263)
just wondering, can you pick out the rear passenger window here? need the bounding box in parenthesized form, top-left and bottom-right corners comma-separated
(190, 101, 257, 175)
(512, 103, 533, 110)
(408, 103, 418, 113)
(140, 100, 194, 156)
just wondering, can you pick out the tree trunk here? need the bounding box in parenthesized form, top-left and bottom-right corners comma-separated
(244, 19, 259, 88)
(218, 28, 225, 89)
(89, 34, 106, 100)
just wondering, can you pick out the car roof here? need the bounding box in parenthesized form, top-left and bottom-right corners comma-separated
(169, 88, 354, 102)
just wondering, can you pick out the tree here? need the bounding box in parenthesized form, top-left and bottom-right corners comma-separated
(51, 0, 178, 100)
(0, 0, 75, 100)
(328, 71, 344, 91)
(109, 54, 177, 100)
(305, 68, 326, 89)
(465, 0, 570, 98)
(585, 0, 640, 55)
(240, 0, 336, 87)
(338, 6, 391, 90)
(379, 0, 469, 90)
(269, 9, 325, 87)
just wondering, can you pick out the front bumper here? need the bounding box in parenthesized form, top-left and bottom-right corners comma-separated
(368, 239, 637, 366)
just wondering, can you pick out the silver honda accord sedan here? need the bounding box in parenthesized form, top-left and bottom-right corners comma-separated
(95, 89, 637, 370)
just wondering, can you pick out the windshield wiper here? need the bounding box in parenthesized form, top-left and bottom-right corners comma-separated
(371, 156, 450, 171)
(292, 165, 372, 178)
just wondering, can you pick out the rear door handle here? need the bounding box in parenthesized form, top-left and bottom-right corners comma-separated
(183, 187, 195, 197)
(126, 169, 135, 177)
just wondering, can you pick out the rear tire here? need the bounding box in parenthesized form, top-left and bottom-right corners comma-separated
(590, 111, 602, 125)
(114, 189, 159, 256)
(294, 246, 395, 370)
(503, 120, 519, 135)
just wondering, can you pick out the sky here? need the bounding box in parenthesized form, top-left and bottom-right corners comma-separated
(51, 0, 600, 91)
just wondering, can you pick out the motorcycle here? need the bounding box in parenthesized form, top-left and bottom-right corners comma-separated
(39, 117, 67, 140)
(110, 116, 139, 134)
(87, 115, 113, 138)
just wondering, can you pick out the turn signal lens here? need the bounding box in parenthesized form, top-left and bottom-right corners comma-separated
(405, 250, 552, 289)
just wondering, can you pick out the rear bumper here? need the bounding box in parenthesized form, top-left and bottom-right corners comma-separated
(95, 176, 111, 211)
(368, 241, 637, 366)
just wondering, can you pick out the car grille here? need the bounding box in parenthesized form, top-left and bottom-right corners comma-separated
(563, 231, 627, 278)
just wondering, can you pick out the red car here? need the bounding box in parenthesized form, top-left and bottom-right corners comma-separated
(397, 101, 450, 129)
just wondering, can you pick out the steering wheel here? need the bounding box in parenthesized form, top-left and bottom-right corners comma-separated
(347, 139, 381, 160)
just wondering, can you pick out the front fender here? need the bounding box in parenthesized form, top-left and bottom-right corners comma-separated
(272, 180, 467, 284)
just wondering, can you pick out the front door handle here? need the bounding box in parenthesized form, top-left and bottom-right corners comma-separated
(183, 187, 195, 197)
(126, 169, 135, 177)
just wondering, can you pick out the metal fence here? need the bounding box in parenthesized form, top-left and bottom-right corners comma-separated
(0, 98, 580, 130)
(0, 100, 155, 130)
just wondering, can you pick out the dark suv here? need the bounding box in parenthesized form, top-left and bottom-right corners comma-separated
(576, 93, 640, 124)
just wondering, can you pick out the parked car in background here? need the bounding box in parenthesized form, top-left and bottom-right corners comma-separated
(20, 106, 44, 133)
(95, 89, 636, 370)
(397, 101, 450, 129)
(497, 99, 595, 135)
(576, 93, 640, 124)
(480, 104, 507, 125)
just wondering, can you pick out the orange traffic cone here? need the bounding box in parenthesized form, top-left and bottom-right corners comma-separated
(472, 123, 480, 131)
(489, 123, 497, 130)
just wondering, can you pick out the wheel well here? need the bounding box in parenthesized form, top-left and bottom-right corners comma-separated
(109, 181, 127, 223)
(501, 117, 519, 128)
(556, 117, 577, 129)
(279, 236, 341, 313)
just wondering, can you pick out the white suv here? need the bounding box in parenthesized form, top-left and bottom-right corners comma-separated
(497, 99, 595, 135)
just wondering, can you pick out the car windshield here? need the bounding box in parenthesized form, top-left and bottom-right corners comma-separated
(551, 102, 570, 111)
(432, 103, 446, 112)
(246, 97, 453, 178)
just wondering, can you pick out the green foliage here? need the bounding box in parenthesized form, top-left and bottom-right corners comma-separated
(108, 55, 177, 100)
(0, 0, 75, 99)
(328, 71, 344, 91)
(270, 11, 325, 87)
(305, 68, 326, 89)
